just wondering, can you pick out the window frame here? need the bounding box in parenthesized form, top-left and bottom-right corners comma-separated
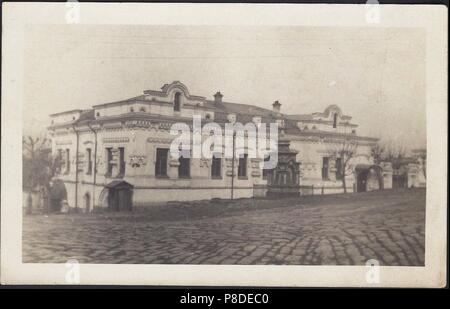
(333, 113, 338, 128)
(322, 156, 330, 180)
(178, 155, 191, 179)
(174, 92, 181, 112)
(65, 148, 70, 174)
(238, 153, 248, 179)
(211, 153, 222, 179)
(155, 148, 169, 178)
(335, 157, 343, 180)
(262, 155, 271, 180)
(105, 147, 113, 177)
(118, 147, 126, 177)
(86, 148, 93, 175)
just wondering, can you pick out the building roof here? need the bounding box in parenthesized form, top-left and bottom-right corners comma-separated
(49, 109, 83, 117)
(92, 95, 147, 108)
(205, 100, 279, 123)
(78, 109, 95, 122)
(49, 81, 377, 143)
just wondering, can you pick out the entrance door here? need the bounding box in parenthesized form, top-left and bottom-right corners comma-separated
(393, 174, 408, 188)
(108, 189, 118, 211)
(105, 181, 134, 211)
(117, 188, 132, 211)
(357, 170, 368, 192)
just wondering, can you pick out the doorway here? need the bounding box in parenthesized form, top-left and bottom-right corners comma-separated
(105, 180, 133, 211)
(356, 169, 369, 192)
(355, 165, 384, 192)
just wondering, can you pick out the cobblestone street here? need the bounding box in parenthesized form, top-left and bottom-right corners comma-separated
(22, 189, 425, 265)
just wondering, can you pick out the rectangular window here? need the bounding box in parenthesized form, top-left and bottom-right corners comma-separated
(86, 148, 92, 175)
(333, 113, 338, 128)
(155, 148, 168, 177)
(118, 147, 125, 177)
(57, 149, 63, 174)
(65, 149, 70, 174)
(211, 154, 222, 178)
(106, 147, 113, 177)
(262, 155, 270, 180)
(336, 157, 343, 180)
(238, 154, 248, 178)
(322, 157, 329, 180)
(178, 156, 190, 178)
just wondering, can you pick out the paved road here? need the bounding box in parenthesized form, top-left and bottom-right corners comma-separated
(23, 189, 425, 265)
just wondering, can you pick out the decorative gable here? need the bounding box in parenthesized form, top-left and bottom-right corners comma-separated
(143, 81, 207, 107)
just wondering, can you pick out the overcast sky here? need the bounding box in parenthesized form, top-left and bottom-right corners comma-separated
(23, 24, 426, 149)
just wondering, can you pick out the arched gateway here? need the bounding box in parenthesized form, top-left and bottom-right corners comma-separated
(100, 180, 134, 211)
(355, 165, 384, 192)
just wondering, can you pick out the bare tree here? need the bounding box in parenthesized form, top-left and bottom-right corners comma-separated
(371, 143, 385, 165)
(383, 139, 407, 163)
(371, 139, 408, 169)
(326, 136, 359, 193)
(23, 135, 61, 214)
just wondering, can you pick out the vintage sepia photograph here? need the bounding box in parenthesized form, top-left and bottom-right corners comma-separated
(1, 3, 447, 287)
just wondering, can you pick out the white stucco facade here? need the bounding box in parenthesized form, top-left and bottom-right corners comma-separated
(48, 81, 407, 212)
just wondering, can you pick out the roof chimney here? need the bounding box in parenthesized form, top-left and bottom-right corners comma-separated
(272, 100, 281, 113)
(214, 92, 223, 104)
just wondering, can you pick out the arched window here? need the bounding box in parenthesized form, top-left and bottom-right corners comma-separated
(174, 92, 181, 112)
(333, 113, 338, 128)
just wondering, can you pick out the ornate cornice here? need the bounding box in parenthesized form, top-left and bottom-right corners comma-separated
(147, 137, 173, 144)
(102, 137, 130, 144)
(55, 140, 73, 146)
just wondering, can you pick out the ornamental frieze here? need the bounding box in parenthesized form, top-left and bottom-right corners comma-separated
(103, 127, 124, 133)
(129, 155, 147, 168)
(56, 140, 73, 146)
(159, 122, 172, 131)
(147, 137, 174, 144)
(124, 120, 153, 129)
(102, 137, 130, 144)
